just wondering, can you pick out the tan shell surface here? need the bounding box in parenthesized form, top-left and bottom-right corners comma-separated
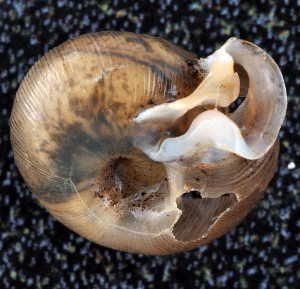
(10, 32, 286, 255)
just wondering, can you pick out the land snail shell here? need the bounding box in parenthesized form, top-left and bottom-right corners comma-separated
(10, 31, 287, 255)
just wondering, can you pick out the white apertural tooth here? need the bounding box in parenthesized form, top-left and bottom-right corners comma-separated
(134, 102, 182, 123)
(134, 48, 239, 124)
(145, 109, 262, 163)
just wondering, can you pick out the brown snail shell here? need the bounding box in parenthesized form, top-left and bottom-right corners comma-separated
(10, 32, 287, 255)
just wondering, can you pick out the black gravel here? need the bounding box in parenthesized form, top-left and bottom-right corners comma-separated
(1, 0, 300, 288)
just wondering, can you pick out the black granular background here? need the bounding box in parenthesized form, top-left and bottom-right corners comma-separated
(0, 1, 299, 288)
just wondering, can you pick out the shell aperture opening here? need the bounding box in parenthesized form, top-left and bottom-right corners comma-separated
(133, 42, 258, 165)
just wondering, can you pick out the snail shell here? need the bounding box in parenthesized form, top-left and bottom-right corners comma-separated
(10, 32, 286, 255)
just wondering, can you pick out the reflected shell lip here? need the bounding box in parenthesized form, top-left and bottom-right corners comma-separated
(10, 32, 287, 255)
